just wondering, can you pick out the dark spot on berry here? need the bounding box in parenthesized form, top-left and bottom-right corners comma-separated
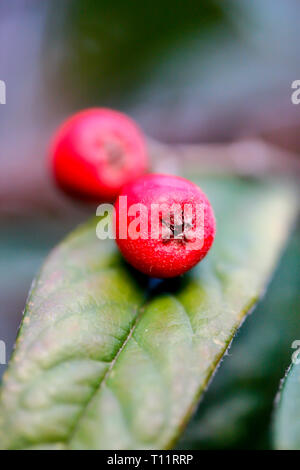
(105, 140, 125, 168)
(160, 210, 195, 245)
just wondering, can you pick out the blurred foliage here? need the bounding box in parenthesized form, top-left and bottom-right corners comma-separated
(177, 225, 300, 449)
(273, 355, 300, 449)
(0, 215, 82, 381)
(42, 0, 300, 143)
(44, 0, 229, 108)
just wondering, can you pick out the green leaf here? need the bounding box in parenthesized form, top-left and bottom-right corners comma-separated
(0, 178, 297, 450)
(273, 360, 300, 449)
(177, 228, 300, 450)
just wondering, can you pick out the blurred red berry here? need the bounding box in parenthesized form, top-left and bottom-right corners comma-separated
(50, 108, 148, 201)
(115, 173, 216, 278)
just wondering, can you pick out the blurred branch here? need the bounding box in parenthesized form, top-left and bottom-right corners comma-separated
(148, 138, 300, 178)
(0, 138, 299, 217)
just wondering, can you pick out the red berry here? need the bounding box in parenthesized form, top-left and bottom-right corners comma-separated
(115, 174, 216, 278)
(50, 108, 148, 201)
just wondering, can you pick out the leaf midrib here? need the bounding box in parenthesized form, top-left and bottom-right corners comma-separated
(64, 300, 146, 448)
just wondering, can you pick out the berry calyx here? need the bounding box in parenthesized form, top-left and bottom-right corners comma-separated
(115, 173, 216, 278)
(50, 108, 149, 202)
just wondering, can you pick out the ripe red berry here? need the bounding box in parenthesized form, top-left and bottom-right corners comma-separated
(50, 108, 148, 201)
(115, 174, 216, 278)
